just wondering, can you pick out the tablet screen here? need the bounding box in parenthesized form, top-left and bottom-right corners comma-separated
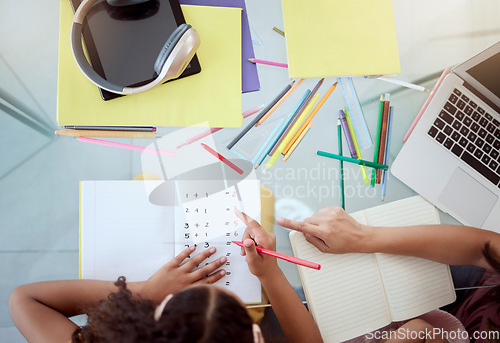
(70, 0, 201, 100)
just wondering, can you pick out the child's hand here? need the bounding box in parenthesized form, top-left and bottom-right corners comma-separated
(235, 209, 280, 280)
(141, 246, 227, 303)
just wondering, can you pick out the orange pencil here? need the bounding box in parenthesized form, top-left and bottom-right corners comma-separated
(282, 82, 337, 155)
(283, 122, 312, 161)
(256, 78, 305, 126)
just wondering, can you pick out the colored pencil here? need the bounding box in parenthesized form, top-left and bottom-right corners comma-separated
(232, 241, 320, 270)
(339, 110, 357, 159)
(76, 137, 175, 156)
(381, 106, 394, 201)
(227, 82, 293, 150)
(252, 117, 285, 164)
(201, 143, 243, 175)
(273, 27, 285, 37)
(283, 82, 338, 155)
(344, 109, 369, 184)
(376, 77, 429, 92)
(403, 67, 450, 142)
(317, 151, 388, 170)
(339, 78, 362, 148)
(269, 78, 324, 155)
(55, 130, 157, 139)
(337, 119, 345, 210)
(256, 78, 305, 126)
(371, 95, 385, 187)
(376, 94, 390, 184)
(265, 94, 320, 170)
(248, 58, 288, 68)
(255, 90, 311, 168)
(283, 122, 312, 162)
(63, 126, 156, 132)
(177, 104, 264, 149)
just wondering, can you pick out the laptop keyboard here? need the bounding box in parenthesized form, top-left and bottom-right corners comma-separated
(428, 88, 500, 187)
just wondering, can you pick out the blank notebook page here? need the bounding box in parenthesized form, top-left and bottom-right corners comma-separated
(81, 181, 172, 282)
(290, 232, 392, 343)
(361, 196, 456, 320)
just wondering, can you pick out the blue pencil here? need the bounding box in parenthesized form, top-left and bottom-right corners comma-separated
(252, 117, 285, 164)
(256, 90, 311, 167)
(381, 106, 394, 201)
(339, 78, 362, 147)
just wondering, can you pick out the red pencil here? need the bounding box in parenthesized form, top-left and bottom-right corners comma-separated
(232, 240, 321, 270)
(200, 143, 244, 175)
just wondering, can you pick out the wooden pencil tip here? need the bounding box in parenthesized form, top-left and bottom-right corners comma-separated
(424, 88, 429, 92)
(381, 196, 385, 201)
(248, 58, 255, 63)
(380, 94, 384, 101)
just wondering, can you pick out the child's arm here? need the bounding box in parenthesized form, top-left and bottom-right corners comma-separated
(277, 206, 500, 269)
(236, 210, 323, 343)
(9, 246, 226, 343)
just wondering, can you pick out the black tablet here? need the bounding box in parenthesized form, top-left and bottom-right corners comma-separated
(70, 0, 201, 101)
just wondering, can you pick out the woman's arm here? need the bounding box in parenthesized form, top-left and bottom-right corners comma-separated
(9, 246, 227, 343)
(236, 210, 323, 343)
(277, 206, 500, 270)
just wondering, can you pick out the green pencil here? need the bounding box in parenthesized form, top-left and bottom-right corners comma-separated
(337, 119, 345, 210)
(317, 150, 388, 170)
(371, 95, 385, 187)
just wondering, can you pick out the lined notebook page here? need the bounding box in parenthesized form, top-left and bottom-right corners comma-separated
(81, 181, 174, 282)
(360, 196, 455, 320)
(290, 232, 392, 343)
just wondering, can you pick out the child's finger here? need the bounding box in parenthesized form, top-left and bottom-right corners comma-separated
(190, 255, 227, 282)
(171, 245, 196, 266)
(181, 247, 217, 271)
(198, 268, 227, 285)
(243, 238, 260, 263)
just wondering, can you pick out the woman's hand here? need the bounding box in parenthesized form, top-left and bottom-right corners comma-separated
(141, 246, 227, 303)
(277, 206, 373, 254)
(235, 209, 280, 280)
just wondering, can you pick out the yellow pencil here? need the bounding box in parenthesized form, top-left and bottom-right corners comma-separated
(344, 109, 369, 184)
(265, 93, 320, 169)
(55, 130, 158, 139)
(283, 122, 312, 161)
(256, 78, 305, 126)
(282, 82, 337, 155)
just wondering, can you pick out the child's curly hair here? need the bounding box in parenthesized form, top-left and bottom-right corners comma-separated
(71, 277, 254, 343)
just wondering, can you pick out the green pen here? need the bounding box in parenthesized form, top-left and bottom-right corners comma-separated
(317, 150, 388, 170)
(371, 95, 385, 187)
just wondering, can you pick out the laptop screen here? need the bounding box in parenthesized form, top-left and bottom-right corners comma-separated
(454, 41, 500, 111)
(466, 52, 500, 99)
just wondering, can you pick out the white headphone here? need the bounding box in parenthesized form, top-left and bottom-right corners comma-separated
(70, 0, 200, 95)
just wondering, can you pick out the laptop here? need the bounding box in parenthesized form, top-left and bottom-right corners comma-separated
(392, 41, 500, 231)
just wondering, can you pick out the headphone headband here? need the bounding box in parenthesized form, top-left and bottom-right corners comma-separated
(70, 0, 200, 95)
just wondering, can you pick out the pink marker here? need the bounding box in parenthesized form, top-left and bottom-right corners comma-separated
(76, 137, 175, 156)
(176, 105, 265, 149)
(403, 67, 450, 143)
(232, 241, 321, 270)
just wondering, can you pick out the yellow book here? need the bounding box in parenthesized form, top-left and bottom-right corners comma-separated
(57, 2, 242, 127)
(281, 0, 400, 78)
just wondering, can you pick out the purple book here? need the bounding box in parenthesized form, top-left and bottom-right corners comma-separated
(179, 0, 260, 93)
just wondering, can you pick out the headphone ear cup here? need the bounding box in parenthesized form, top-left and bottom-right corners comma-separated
(154, 24, 191, 75)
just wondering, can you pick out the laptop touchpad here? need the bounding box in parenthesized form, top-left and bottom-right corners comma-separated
(438, 168, 497, 227)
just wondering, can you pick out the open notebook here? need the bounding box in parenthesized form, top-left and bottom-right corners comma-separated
(80, 180, 261, 303)
(289, 196, 456, 342)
